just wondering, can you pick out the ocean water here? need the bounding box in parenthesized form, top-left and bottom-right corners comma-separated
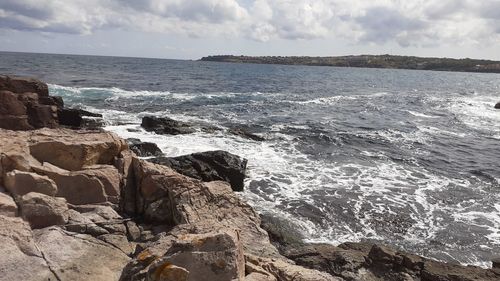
(1, 51, 500, 267)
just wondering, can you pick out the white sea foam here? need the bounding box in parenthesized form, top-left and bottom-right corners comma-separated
(291, 92, 390, 105)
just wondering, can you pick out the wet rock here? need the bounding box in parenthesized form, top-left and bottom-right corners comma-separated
(58, 108, 104, 128)
(58, 108, 83, 127)
(493, 258, 500, 269)
(18, 192, 69, 229)
(0, 190, 18, 217)
(127, 138, 163, 157)
(229, 128, 265, 141)
(260, 213, 305, 251)
(495, 102, 500, 109)
(34, 227, 130, 281)
(150, 150, 247, 192)
(283, 243, 369, 280)
(141, 116, 195, 135)
(4, 169, 58, 197)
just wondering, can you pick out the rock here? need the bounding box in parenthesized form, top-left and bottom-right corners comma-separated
(58, 108, 104, 128)
(0, 90, 32, 130)
(150, 264, 189, 281)
(493, 259, 500, 269)
(0, 215, 58, 280)
(0, 190, 18, 216)
(76, 165, 122, 202)
(28, 130, 126, 171)
(246, 254, 341, 281)
(98, 233, 134, 255)
(4, 169, 58, 196)
(283, 243, 368, 280)
(0, 75, 49, 97)
(58, 108, 83, 127)
(245, 272, 277, 281)
(34, 163, 108, 205)
(131, 159, 277, 257)
(127, 138, 163, 157)
(126, 220, 141, 241)
(34, 227, 131, 281)
(26, 104, 58, 128)
(18, 192, 69, 229)
(260, 213, 305, 251)
(0, 76, 62, 130)
(0, 90, 27, 115)
(147, 230, 245, 281)
(141, 116, 195, 135)
(495, 102, 500, 109)
(229, 128, 265, 141)
(421, 260, 500, 281)
(150, 150, 247, 191)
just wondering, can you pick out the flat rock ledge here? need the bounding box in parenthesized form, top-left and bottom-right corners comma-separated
(0, 76, 498, 281)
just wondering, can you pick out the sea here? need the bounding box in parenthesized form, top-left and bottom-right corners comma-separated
(1, 51, 499, 267)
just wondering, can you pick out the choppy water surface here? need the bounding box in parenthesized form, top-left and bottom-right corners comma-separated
(2, 51, 500, 267)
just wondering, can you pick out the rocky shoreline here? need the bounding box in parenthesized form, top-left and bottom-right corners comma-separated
(0, 75, 499, 281)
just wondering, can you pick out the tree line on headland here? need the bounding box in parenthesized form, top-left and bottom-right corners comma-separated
(200, 54, 500, 73)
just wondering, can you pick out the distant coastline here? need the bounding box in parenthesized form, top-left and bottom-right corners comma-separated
(200, 54, 500, 73)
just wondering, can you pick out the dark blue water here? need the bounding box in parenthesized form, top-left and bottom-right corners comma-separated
(1, 51, 500, 267)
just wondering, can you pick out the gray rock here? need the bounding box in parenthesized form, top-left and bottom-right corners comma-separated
(127, 138, 163, 157)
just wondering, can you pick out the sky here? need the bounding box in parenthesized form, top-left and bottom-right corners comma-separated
(1, 0, 500, 60)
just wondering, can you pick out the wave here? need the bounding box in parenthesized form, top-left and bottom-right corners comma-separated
(291, 92, 390, 105)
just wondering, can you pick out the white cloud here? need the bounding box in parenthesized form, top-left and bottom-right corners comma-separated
(0, 0, 499, 48)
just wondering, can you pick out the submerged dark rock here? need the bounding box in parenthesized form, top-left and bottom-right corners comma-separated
(149, 150, 247, 191)
(229, 128, 265, 141)
(141, 116, 195, 135)
(126, 138, 163, 157)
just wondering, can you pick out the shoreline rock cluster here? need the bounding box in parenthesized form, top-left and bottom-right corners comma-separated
(0, 75, 499, 281)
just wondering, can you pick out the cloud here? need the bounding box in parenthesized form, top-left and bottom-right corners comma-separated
(0, 0, 499, 47)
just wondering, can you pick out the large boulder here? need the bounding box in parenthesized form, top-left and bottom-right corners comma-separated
(150, 150, 247, 191)
(127, 138, 163, 157)
(495, 102, 500, 109)
(18, 192, 69, 229)
(4, 169, 58, 197)
(141, 116, 195, 135)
